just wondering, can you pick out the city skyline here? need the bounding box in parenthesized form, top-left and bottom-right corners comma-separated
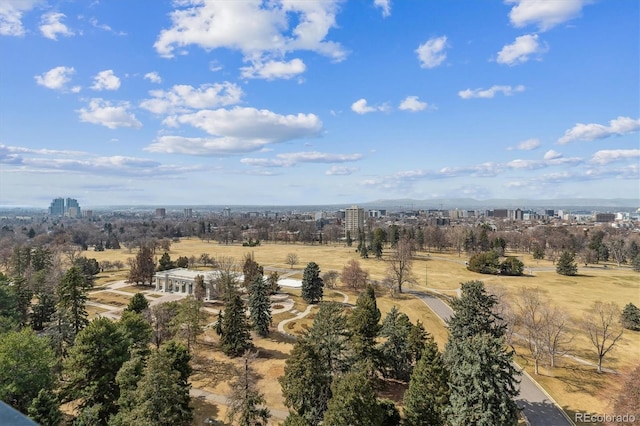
(0, 1, 639, 207)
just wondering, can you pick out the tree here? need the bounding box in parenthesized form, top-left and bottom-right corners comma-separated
(515, 288, 545, 375)
(447, 281, 505, 341)
(175, 256, 189, 268)
(266, 270, 280, 294)
(321, 270, 339, 289)
(0, 329, 56, 413)
(532, 244, 545, 260)
(57, 266, 91, 340)
(500, 256, 524, 276)
(340, 259, 368, 290)
(174, 296, 203, 352)
(633, 254, 640, 272)
(347, 284, 381, 366)
(583, 301, 624, 373)
(307, 302, 351, 377)
(248, 275, 272, 337)
(301, 262, 323, 304)
(286, 253, 299, 269)
(124, 292, 149, 314)
(346, 230, 353, 247)
(114, 345, 192, 426)
(280, 339, 332, 425)
(127, 246, 155, 285)
(30, 290, 56, 331)
(621, 303, 640, 331)
(63, 317, 130, 422)
(27, 388, 63, 426)
(372, 228, 386, 259)
(609, 365, 640, 426)
(386, 235, 415, 294)
(378, 306, 413, 381)
(467, 251, 500, 275)
(242, 253, 263, 288)
(556, 251, 578, 276)
(403, 335, 450, 426)
(118, 310, 152, 357)
(217, 294, 252, 357)
(322, 368, 383, 426)
(227, 351, 270, 426)
(150, 301, 179, 349)
(157, 252, 175, 271)
(73, 256, 100, 285)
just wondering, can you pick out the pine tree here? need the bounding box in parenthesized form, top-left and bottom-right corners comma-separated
(227, 352, 270, 426)
(248, 275, 272, 337)
(301, 262, 323, 304)
(27, 388, 63, 426)
(403, 336, 449, 426)
(307, 302, 351, 377)
(621, 302, 640, 331)
(218, 294, 252, 357)
(322, 368, 383, 426)
(347, 284, 381, 366)
(446, 280, 504, 341)
(124, 292, 149, 314)
(118, 310, 152, 356)
(57, 266, 91, 342)
(556, 251, 578, 276)
(279, 339, 332, 425)
(378, 306, 413, 381)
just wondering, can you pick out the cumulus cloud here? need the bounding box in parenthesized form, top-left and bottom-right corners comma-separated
(242, 151, 362, 167)
(497, 34, 547, 66)
(506, 0, 588, 31)
(591, 149, 640, 165)
(144, 72, 162, 84)
(399, 96, 427, 112)
(140, 83, 243, 115)
(77, 98, 142, 129)
(458, 85, 525, 99)
(240, 58, 306, 80)
(374, 0, 391, 17)
(39, 12, 74, 40)
(326, 165, 358, 175)
(558, 116, 640, 144)
(154, 1, 345, 78)
(34, 66, 75, 91)
(416, 36, 448, 68)
(0, 0, 40, 36)
(91, 70, 121, 91)
(508, 138, 540, 151)
(543, 149, 562, 160)
(351, 98, 387, 114)
(146, 107, 322, 156)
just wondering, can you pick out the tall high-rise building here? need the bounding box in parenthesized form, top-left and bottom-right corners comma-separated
(48, 198, 65, 216)
(66, 198, 81, 218)
(344, 205, 365, 238)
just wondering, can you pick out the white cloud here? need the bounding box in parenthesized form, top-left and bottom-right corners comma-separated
(399, 96, 427, 112)
(140, 82, 243, 115)
(351, 98, 387, 114)
(506, 0, 588, 31)
(242, 151, 362, 167)
(497, 34, 547, 66)
(91, 70, 121, 91)
(543, 149, 562, 160)
(39, 12, 74, 40)
(509, 138, 540, 150)
(591, 149, 640, 165)
(558, 116, 640, 144)
(77, 98, 142, 129)
(374, 0, 391, 17)
(154, 0, 346, 78)
(144, 72, 162, 84)
(416, 36, 448, 69)
(326, 166, 358, 175)
(240, 58, 306, 80)
(458, 85, 525, 99)
(146, 107, 322, 155)
(34, 66, 75, 91)
(0, 0, 40, 36)
(88, 17, 126, 36)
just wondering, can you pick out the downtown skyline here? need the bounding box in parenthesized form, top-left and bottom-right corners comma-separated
(0, 0, 639, 207)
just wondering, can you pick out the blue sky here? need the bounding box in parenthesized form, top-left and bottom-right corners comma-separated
(0, 0, 638, 208)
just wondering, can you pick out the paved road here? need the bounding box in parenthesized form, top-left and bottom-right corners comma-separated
(407, 289, 574, 426)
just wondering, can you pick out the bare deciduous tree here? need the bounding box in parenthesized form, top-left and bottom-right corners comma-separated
(583, 301, 624, 373)
(285, 253, 299, 269)
(322, 270, 340, 289)
(540, 304, 573, 368)
(386, 235, 415, 294)
(515, 287, 546, 375)
(341, 259, 369, 291)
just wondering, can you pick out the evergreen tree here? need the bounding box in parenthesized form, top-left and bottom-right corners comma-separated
(403, 336, 449, 426)
(347, 284, 381, 366)
(157, 252, 175, 271)
(124, 292, 149, 314)
(407, 320, 428, 363)
(118, 311, 152, 356)
(57, 266, 91, 339)
(63, 317, 130, 423)
(307, 302, 351, 377)
(248, 275, 272, 337)
(227, 352, 270, 426)
(621, 302, 640, 331)
(446, 280, 504, 341)
(378, 306, 413, 381)
(279, 339, 332, 425)
(242, 254, 263, 287)
(28, 388, 63, 426)
(31, 290, 57, 331)
(217, 294, 252, 357)
(301, 262, 323, 304)
(556, 251, 578, 276)
(174, 296, 203, 352)
(112, 354, 145, 422)
(322, 368, 383, 426)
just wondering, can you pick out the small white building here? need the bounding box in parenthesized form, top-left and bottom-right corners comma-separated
(153, 268, 240, 300)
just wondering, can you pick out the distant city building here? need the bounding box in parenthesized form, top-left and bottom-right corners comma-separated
(48, 197, 81, 217)
(344, 205, 365, 237)
(184, 208, 193, 218)
(84, 210, 93, 219)
(222, 207, 231, 217)
(594, 213, 615, 223)
(493, 209, 509, 218)
(155, 208, 166, 218)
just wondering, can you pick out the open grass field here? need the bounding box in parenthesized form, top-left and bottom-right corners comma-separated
(81, 239, 640, 424)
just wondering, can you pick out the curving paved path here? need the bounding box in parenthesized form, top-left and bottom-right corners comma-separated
(406, 289, 574, 426)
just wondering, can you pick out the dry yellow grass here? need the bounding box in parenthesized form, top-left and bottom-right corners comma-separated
(81, 240, 640, 422)
(87, 291, 132, 307)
